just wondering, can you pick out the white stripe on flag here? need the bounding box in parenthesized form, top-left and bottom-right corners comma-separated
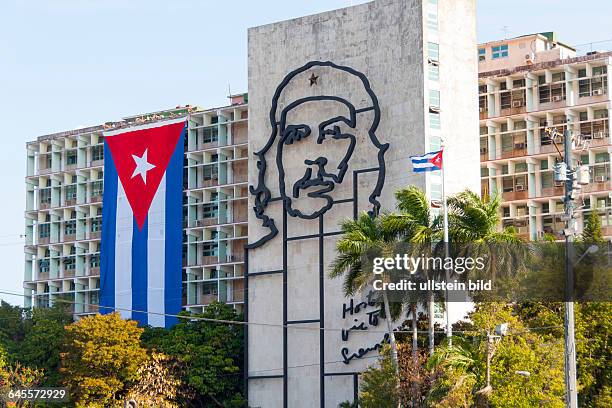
(412, 161, 435, 169)
(147, 175, 166, 327)
(115, 180, 133, 319)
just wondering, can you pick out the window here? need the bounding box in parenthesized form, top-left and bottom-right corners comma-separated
(478, 48, 486, 62)
(202, 202, 218, 219)
(39, 259, 50, 273)
(515, 162, 527, 173)
(90, 291, 99, 305)
(92, 180, 103, 197)
(64, 256, 75, 270)
(429, 112, 440, 129)
(66, 150, 77, 166)
(429, 135, 441, 151)
(91, 217, 101, 232)
(428, 42, 439, 62)
(203, 242, 218, 257)
(64, 220, 76, 236)
(39, 188, 51, 204)
(579, 66, 608, 97)
(39, 224, 50, 239)
(540, 160, 549, 170)
(202, 127, 218, 143)
(428, 64, 439, 81)
(427, 12, 438, 31)
(491, 44, 509, 59)
(65, 185, 76, 201)
(90, 254, 100, 268)
(429, 90, 440, 108)
(92, 145, 103, 161)
(203, 164, 218, 181)
(595, 152, 609, 163)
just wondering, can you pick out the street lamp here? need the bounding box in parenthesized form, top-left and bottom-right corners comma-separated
(476, 323, 509, 396)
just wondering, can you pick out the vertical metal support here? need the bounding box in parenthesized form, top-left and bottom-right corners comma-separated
(353, 373, 359, 404)
(244, 247, 249, 402)
(563, 127, 578, 408)
(319, 215, 325, 408)
(282, 205, 288, 408)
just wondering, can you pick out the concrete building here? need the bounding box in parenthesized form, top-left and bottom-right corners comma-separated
(23, 97, 249, 315)
(478, 33, 612, 240)
(246, 0, 478, 406)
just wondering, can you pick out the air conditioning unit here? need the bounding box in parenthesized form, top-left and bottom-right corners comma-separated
(512, 100, 524, 108)
(554, 181, 565, 187)
(514, 143, 526, 149)
(592, 88, 604, 96)
(595, 175, 606, 182)
(552, 95, 562, 102)
(480, 147, 487, 154)
(515, 184, 525, 192)
(593, 131, 605, 139)
(479, 107, 486, 113)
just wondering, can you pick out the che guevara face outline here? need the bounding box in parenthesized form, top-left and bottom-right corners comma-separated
(276, 96, 358, 219)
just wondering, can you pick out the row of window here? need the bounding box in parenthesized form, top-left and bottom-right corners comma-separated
(39, 145, 103, 169)
(478, 44, 509, 62)
(38, 217, 101, 239)
(38, 254, 100, 273)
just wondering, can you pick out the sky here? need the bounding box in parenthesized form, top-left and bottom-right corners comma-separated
(1, 0, 611, 305)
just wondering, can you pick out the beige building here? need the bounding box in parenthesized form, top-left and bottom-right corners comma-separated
(478, 33, 612, 240)
(246, 0, 478, 406)
(23, 99, 249, 316)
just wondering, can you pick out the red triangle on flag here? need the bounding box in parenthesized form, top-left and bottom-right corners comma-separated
(105, 121, 185, 230)
(429, 150, 443, 169)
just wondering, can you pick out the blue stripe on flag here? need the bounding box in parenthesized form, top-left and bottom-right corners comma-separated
(413, 166, 440, 172)
(164, 125, 185, 328)
(132, 217, 148, 325)
(100, 143, 117, 314)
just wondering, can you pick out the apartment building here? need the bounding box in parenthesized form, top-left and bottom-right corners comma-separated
(23, 96, 248, 316)
(478, 33, 612, 240)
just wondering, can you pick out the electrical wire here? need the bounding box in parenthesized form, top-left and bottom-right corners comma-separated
(0, 289, 568, 337)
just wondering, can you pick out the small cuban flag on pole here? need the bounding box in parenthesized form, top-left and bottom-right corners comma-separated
(409, 149, 443, 172)
(410, 148, 453, 342)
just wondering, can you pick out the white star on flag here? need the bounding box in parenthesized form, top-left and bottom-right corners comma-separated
(131, 148, 156, 184)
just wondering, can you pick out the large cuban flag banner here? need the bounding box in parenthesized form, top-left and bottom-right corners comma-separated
(100, 118, 185, 328)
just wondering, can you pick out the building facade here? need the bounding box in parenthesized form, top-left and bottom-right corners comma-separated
(246, 0, 478, 406)
(24, 98, 249, 316)
(478, 33, 612, 240)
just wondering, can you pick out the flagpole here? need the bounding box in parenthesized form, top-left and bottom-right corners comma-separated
(441, 147, 452, 345)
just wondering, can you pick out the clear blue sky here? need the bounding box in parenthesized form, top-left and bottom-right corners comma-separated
(1, 0, 611, 305)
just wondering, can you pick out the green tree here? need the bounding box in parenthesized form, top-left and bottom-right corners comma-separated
(468, 303, 564, 407)
(582, 211, 605, 244)
(330, 212, 402, 374)
(358, 346, 399, 408)
(61, 312, 147, 407)
(0, 301, 25, 357)
(143, 302, 245, 408)
(0, 344, 43, 408)
(426, 338, 476, 408)
(126, 351, 193, 408)
(17, 303, 72, 387)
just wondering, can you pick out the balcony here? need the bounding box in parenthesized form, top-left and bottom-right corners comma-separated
(582, 180, 611, 194)
(541, 185, 564, 197)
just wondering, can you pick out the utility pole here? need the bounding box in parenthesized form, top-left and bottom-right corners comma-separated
(556, 123, 579, 408)
(549, 123, 579, 408)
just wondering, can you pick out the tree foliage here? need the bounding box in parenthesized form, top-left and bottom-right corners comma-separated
(142, 302, 245, 407)
(60, 312, 147, 407)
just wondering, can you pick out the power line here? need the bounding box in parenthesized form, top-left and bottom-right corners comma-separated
(0, 289, 566, 337)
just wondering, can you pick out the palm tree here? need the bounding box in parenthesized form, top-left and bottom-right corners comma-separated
(330, 212, 402, 374)
(383, 186, 443, 356)
(448, 190, 523, 281)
